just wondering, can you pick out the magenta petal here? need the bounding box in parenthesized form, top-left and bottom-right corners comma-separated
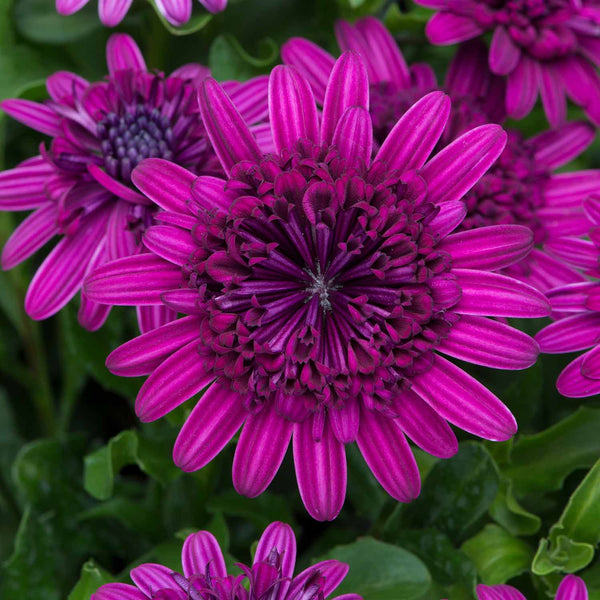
(531, 121, 595, 169)
(476, 584, 527, 600)
(412, 355, 517, 441)
(438, 315, 539, 369)
(357, 407, 421, 502)
(557, 352, 600, 398)
(0, 161, 54, 210)
(281, 38, 336, 104)
(425, 200, 467, 239)
(106, 33, 146, 75)
(535, 312, 600, 353)
(376, 91, 450, 172)
(155, 0, 191, 25)
(173, 381, 247, 472)
(546, 282, 599, 313)
(107, 316, 202, 377)
(130, 564, 178, 596)
(198, 0, 226, 13)
(87, 164, 150, 205)
(331, 107, 372, 171)
(227, 76, 269, 125)
(1, 99, 62, 137)
(539, 64, 567, 127)
(290, 561, 349, 599)
(426, 12, 484, 45)
(441, 225, 533, 271)
(489, 27, 521, 75)
(254, 522, 296, 600)
(232, 408, 292, 497)
(143, 225, 196, 266)
(393, 389, 457, 459)
(198, 78, 261, 175)
(420, 125, 507, 205)
(182, 531, 227, 579)
(269, 65, 319, 153)
(98, 0, 133, 26)
(557, 575, 589, 600)
(320, 51, 369, 147)
(135, 339, 214, 422)
(293, 417, 346, 521)
(136, 304, 177, 334)
(56, 0, 90, 15)
(506, 57, 539, 119)
(92, 583, 147, 600)
(329, 396, 360, 443)
(546, 237, 598, 271)
(84, 254, 181, 305)
(46, 71, 89, 102)
(455, 269, 551, 318)
(581, 344, 600, 379)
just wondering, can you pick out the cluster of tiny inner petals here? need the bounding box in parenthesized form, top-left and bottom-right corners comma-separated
(185, 140, 460, 417)
(459, 130, 547, 242)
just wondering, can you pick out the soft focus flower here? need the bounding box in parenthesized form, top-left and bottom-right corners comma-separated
(0, 34, 268, 332)
(85, 52, 550, 520)
(536, 194, 600, 397)
(92, 521, 362, 600)
(415, 0, 600, 126)
(477, 574, 588, 600)
(56, 0, 226, 27)
(284, 18, 597, 293)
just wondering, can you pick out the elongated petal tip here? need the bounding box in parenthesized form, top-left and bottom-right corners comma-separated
(106, 33, 146, 74)
(557, 575, 588, 600)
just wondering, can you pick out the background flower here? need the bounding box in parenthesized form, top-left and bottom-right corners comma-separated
(477, 574, 588, 600)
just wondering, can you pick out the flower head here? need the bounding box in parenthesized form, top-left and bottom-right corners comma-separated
(92, 521, 361, 600)
(56, 0, 226, 27)
(0, 33, 268, 332)
(85, 52, 550, 520)
(415, 0, 600, 126)
(536, 193, 600, 397)
(284, 18, 597, 293)
(477, 574, 588, 600)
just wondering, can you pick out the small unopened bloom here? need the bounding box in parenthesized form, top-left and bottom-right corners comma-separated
(92, 521, 361, 600)
(85, 52, 549, 520)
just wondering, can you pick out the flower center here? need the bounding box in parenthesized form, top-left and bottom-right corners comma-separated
(186, 141, 459, 415)
(98, 104, 174, 182)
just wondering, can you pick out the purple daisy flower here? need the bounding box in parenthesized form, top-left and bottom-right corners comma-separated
(536, 194, 600, 397)
(0, 33, 269, 332)
(92, 521, 361, 600)
(477, 574, 588, 600)
(283, 18, 597, 293)
(84, 52, 550, 520)
(56, 0, 226, 27)
(415, 0, 600, 126)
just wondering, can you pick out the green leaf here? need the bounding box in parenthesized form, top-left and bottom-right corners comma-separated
(401, 443, 500, 543)
(84, 430, 180, 500)
(489, 478, 541, 536)
(532, 536, 594, 576)
(67, 560, 114, 600)
(317, 537, 431, 600)
(15, 0, 101, 44)
(461, 524, 533, 584)
(503, 408, 600, 495)
(209, 35, 278, 80)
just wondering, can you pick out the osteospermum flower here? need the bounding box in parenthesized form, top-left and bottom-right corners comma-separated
(536, 194, 600, 397)
(85, 52, 550, 520)
(284, 18, 597, 292)
(477, 574, 588, 600)
(92, 521, 361, 600)
(56, 0, 225, 27)
(0, 34, 268, 332)
(415, 0, 600, 126)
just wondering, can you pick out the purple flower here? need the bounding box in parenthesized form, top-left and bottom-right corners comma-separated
(84, 52, 550, 520)
(284, 18, 597, 293)
(92, 521, 361, 600)
(536, 194, 600, 397)
(477, 574, 588, 600)
(0, 34, 268, 332)
(415, 0, 600, 126)
(56, 0, 226, 27)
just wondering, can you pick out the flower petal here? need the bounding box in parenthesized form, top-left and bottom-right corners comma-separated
(426, 12, 484, 45)
(557, 352, 600, 398)
(506, 56, 539, 119)
(254, 522, 296, 600)
(106, 33, 146, 75)
(535, 312, 600, 353)
(91, 583, 147, 600)
(1, 99, 62, 137)
(98, 0, 133, 26)
(557, 575, 589, 600)
(331, 107, 372, 171)
(182, 531, 227, 579)
(476, 584, 527, 600)
(0, 161, 54, 210)
(130, 564, 179, 596)
(143, 225, 196, 266)
(489, 27, 521, 75)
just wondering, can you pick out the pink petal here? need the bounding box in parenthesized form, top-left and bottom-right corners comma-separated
(56, 0, 90, 15)
(155, 0, 191, 25)
(91, 583, 146, 600)
(182, 531, 227, 579)
(1, 99, 62, 137)
(290, 561, 349, 598)
(426, 12, 484, 45)
(531, 121, 595, 169)
(546, 282, 599, 313)
(535, 312, 600, 353)
(557, 352, 600, 398)
(173, 381, 247, 471)
(412, 355, 517, 441)
(227, 76, 269, 125)
(506, 56, 539, 119)
(557, 575, 589, 600)
(87, 164, 150, 205)
(0, 161, 53, 210)
(232, 407, 293, 497)
(545, 237, 598, 271)
(98, 0, 133, 26)
(357, 407, 421, 502)
(293, 417, 346, 521)
(331, 107, 372, 172)
(539, 63, 567, 127)
(143, 225, 196, 266)
(476, 584, 527, 600)
(581, 343, 600, 379)
(329, 396, 360, 443)
(489, 27, 521, 75)
(136, 303, 177, 334)
(46, 71, 89, 103)
(428, 200, 467, 238)
(78, 243, 112, 331)
(106, 33, 146, 75)
(254, 522, 296, 600)
(198, 0, 227, 13)
(130, 564, 178, 596)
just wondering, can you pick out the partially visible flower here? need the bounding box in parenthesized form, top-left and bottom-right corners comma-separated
(477, 574, 588, 600)
(56, 0, 226, 27)
(415, 0, 600, 126)
(92, 521, 362, 600)
(284, 18, 598, 293)
(536, 194, 600, 397)
(0, 34, 269, 332)
(85, 52, 550, 520)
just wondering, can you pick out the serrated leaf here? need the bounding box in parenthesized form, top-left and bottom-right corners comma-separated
(504, 408, 600, 495)
(318, 537, 431, 600)
(84, 429, 180, 500)
(533, 536, 594, 576)
(67, 560, 114, 600)
(461, 524, 533, 584)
